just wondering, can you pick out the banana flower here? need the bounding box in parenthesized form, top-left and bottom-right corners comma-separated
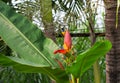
(54, 30, 72, 54)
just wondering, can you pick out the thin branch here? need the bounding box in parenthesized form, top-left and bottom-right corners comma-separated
(56, 32, 105, 37)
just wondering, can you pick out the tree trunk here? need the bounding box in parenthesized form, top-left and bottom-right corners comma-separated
(40, 0, 56, 42)
(40, 0, 56, 83)
(105, 0, 120, 83)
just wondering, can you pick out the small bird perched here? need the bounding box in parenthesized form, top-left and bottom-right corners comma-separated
(61, 28, 66, 36)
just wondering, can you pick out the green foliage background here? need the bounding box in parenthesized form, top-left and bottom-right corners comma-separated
(0, 0, 110, 83)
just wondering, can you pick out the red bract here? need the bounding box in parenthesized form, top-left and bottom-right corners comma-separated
(64, 30, 72, 51)
(54, 30, 72, 54)
(54, 49, 67, 54)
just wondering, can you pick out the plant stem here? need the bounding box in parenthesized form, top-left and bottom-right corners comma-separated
(76, 78, 79, 83)
(71, 74, 75, 83)
(93, 61, 101, 83)
(71, 74, 80, 83)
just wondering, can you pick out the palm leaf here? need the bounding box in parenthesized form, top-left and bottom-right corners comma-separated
(0, 1, 69, 83)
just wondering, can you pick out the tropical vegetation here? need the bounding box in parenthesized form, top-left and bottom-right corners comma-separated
(0, 0, 119, 83)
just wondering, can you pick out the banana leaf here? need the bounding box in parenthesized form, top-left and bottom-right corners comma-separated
(66, 40, 112, 78)
(0, 1, 69, 83)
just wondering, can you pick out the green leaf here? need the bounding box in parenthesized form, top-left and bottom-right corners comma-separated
(0, 1, 59, 67)
(66, 40, 112, 78)
(0, 1, 69, 83)
(0, 54, 69, 83)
